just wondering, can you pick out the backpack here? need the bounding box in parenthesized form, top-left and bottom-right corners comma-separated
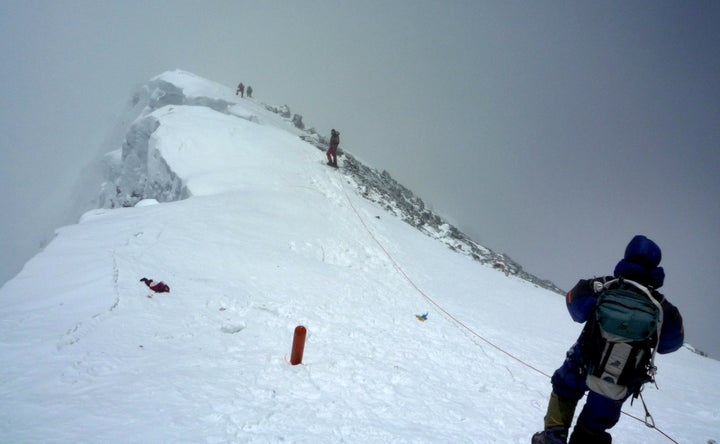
(586, 278, 664, 400)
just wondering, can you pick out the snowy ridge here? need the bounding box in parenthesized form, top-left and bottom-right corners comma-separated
(101, 70, 562, 294)
(1, 70, 716, 443)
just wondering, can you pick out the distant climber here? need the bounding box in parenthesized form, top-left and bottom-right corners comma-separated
(140, 278, 170, 293)
(236, 82, 244, 97)
(326, 129, 340, 168)
(246, 85, 253, 98)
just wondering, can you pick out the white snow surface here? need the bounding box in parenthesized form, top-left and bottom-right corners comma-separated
(1, 70, 717, 443)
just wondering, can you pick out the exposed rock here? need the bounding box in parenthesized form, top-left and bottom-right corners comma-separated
(341, 153, 564, 295)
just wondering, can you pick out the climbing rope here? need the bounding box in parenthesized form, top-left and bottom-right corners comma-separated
(337, 176, 679, 444)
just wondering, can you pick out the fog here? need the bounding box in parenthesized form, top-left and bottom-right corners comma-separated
(1, 1, 718, 357)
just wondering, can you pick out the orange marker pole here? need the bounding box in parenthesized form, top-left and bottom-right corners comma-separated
(290, 325, 307, 365)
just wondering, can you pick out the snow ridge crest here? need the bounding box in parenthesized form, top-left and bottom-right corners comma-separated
(99, 70, 563, 294)
(99, 73, 235, 208)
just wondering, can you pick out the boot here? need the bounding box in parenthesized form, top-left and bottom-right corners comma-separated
(568, 421, 611, 444)
(531, 426, 568, 444)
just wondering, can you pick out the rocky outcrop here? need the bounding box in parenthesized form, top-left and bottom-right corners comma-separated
(341, 153, 564, 295)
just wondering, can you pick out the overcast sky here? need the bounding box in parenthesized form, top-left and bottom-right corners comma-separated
(2, 1, 718, 358)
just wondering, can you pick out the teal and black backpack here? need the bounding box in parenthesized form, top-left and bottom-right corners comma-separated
(586, 278, 664, 400)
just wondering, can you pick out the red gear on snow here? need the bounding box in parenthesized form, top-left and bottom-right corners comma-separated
(140, 278, 170, 293)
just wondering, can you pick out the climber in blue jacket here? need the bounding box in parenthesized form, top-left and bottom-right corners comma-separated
(532, 235, 684, 444)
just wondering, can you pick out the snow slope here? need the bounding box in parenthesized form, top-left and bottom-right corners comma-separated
(1, 71, 717, 443)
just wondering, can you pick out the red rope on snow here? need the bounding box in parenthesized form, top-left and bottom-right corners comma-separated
(338, 180, 679, 444)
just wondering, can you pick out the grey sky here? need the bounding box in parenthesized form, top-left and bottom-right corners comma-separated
(1, 1, 718, 357)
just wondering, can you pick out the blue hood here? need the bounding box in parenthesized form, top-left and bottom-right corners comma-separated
(613, 235, 665, 288)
